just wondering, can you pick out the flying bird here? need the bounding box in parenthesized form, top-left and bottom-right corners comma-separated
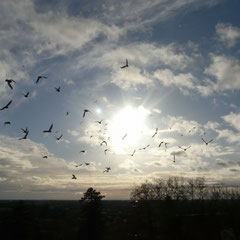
(19, 130, 29, 140)
(5, 79, 16, 90)
(158, 141, 164, 148)
(130, 150, 136, 156)
(178, 146, 191, 151)
(120, 59, 128, 69)
(202, 138, 213, 145)
(36, 76, 47, 84)
(95, 120, 103, 124)
(21, 127, 28, 133)
(43, 123, 53, 133)
(75, 164, 82, 167)
(152, 128, 158, 138)
(66, 112, 69, 116)
(4, 121, 11, 125)
(80, 150, 86, 154)
(188, 127, 196, 133)
(103, 167, 111, 173)
(23, 91, 30, 98)
(173, 155, 176, 163)
(85, 162, 90, 166)
(122, 133, 128, 140)
(55, 86, 60, 92)
(139, 144, 150, 150)
(56, 134, 63, 141)
(100, 141, 107, 146)
(83, 109, 91, 118)
(104, 149, 109, 155)
(72, 174, 77, 180)
(0, 100, 12, 111)
(43, 156, 48, 159)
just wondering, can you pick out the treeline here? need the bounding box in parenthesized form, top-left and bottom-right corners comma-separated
(130, 177, 240, 201)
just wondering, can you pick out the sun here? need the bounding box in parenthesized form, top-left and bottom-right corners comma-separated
(108, 106, 150, 153)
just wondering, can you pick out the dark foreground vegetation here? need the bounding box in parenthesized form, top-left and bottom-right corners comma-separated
(1, 180, 240, 240)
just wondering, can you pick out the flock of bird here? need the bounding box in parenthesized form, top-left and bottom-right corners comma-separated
(1, 59, 214, 179)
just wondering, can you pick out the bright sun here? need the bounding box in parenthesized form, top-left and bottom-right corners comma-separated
(109, 106, 150, 153)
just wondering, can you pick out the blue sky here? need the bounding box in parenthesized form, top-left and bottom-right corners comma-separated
(1, 0, 240, 200)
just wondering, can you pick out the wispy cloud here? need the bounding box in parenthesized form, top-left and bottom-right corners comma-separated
(216, 23, 240, 48)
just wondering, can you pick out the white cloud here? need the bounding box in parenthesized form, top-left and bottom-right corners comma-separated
(204, 54, 240, 91)
(164, 116, 201, 135)
(217, 129, 240, 143)
(154, 68, 195, 92)
(222, 112, 240, 131)
(216, 23, 240, 48)
(152, 108, 161, 114)
(67, 129, 80, 137)
(153, 68, 214, 96)
(111, 66, 153, 90)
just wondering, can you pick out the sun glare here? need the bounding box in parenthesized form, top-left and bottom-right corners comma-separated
(109, 106, 150, 153)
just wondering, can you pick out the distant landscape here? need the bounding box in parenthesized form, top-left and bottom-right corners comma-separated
(1, 199, 240, 240)
(1, 178, 240, 240)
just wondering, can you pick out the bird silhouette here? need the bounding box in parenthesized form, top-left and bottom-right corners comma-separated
(43, 123, 53, 133)
(4, 121, 11, 125)
(75, 164, 82, 167)
(173, 155, 176, 163)
(5, 79, 16, 89)
(56, 134, 63, 140)
(152, 128, 158, 138)
(104, 149, 109, 155)
(72, 174, 77, 179)
(130, 150, 136, 156)
(100, 141, 107, 146)
(103, 167, 111, 173)
(95, 120, 103, 124)
(21, 127, 28, 133)
(178, 146, 191, 151)
(188, 127, 196, 133)
(202, 138, 213, 145)
(158, 141, 164, 148)
(22, 91, 30, 98)
(55, 86, 60, 92)
(122, 133, 127, 140)
(85, 162, 90, 166)
(43, 156, 48, 159)
(80, 150, 86, 154)
(83, 109, 91, 118)
(0, 100, 12, 111)
(139, 144, 150, 150)
(120, 59, 128, 69)
(66, 112, 69, 116)
(36, 76, 47, 84)
(19, 130, 29, 140)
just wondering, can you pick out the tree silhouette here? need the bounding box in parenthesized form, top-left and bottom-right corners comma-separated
(80, 188, 105, 240)
(81, 187, 105, 203)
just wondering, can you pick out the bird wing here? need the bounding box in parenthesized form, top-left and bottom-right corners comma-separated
(83, 111, 86, 118)
(6, 100, 12, 108)
(49, 124, 53, 131)
(208, 139, 213, 144)
(201, 138, 207, 144)
(7, 82, 13, 89)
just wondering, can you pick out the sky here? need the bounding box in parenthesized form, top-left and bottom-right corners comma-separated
(1, 0, 240, 200)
